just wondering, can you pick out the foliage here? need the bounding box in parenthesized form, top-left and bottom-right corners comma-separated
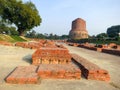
(96, 33, 108, 39)
(68, 38, 120, 45)
(0, 0, 41, 36)
(107, 25, 120, 38)
(25, 30, 69, 40)
(0, 23, 18, 35)
(0, 21, 18, 35)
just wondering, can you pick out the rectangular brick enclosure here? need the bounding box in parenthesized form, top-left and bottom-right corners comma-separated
(32, 47, 71, 65)
(6, 65, 39, 84)
(71, 54, 110, 81)
(37, 63, 81, 79)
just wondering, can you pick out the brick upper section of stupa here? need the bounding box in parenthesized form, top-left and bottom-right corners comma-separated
(69, 18, 88, 39)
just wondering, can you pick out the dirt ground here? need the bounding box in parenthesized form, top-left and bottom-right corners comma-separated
(0, 44, 120, 90)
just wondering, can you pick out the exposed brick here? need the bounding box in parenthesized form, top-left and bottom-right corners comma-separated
(68, 43, 79, 47)
(0, 41, 13, 46)
(37, 64, 81, 79)
(32, 47, 71, 65)
(108, 43, 117, 49)
(102, 49, 120, 56)
(71, 54, 110, 82)
(5, 65, 39, 84)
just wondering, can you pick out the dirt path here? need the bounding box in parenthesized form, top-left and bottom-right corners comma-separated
(0, 44, 120, 90)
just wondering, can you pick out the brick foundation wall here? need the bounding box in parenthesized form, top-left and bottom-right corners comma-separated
(5, 65, 39, 84)
(37, 64, 81, 79)
(32, 47, 71, 65)
(71, 54, 110, 81)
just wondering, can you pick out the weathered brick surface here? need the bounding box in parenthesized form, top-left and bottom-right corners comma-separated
(69, 18, 88, 39)
(108, 43, 117, 49)
(0, 41, 13, 46)
(71, 54, 110, 81)
(76, 43, 120, 55)
(6, 65, 39, 84)
(15, 40, 58, 49)
(32, 47, 71, 65)
(95, 44, 108, 49)
(15, 42, 28, 48)
(15, 42, 41, 49)
(102, 49, 120, 56)
(117, 45, 120, 50)
(68, 43, 79, 47)
(78, 44, 97, 51)
(37, 63, 81, 79)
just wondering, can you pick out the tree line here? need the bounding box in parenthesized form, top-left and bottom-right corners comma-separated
(25, 30, 69, 40)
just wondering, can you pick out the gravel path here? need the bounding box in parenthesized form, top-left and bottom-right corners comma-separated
(0, 44, 120, 90)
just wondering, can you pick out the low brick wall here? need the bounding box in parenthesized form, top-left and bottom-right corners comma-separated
(37, 64, 81, 79)
(32, 47, 71, 65)
(15, 42, 41, 49)
(68, 43, 79, 47)
(71, 54, 110, 81)
(78, 44, 98, 51)
(15, 42, 28, 48)
(5, 66, 39, 84)
(0, 41, 13, 46)
(102, 49, 120, 56)
(15, 40, 60, 49)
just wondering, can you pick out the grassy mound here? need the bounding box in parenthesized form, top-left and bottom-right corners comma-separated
(0, 34, 26, 42)
(0, 34, 14, 42)
(10, 35, 26, 42)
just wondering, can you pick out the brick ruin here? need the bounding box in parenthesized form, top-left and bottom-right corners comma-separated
(31, 45, 81, 79)
(0, 41, 13, 46)
(5, 41, 111, 84)
(37, 64, 81, 79)
(32, 47, 71, 65)
(68, 42, 120, 56)
(6, 66, 39, 84)
(72, 54, 110, 81)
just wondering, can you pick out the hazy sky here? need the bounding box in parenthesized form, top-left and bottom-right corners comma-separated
(23, 0, 120, 36)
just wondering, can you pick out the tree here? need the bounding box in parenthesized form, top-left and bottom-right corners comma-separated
(96, 33, 108, 39)
(60, 35, 69, 39)
(107, 25, 120, 38)
(9, 27, 18, 35)
(0, 0, 41, 36)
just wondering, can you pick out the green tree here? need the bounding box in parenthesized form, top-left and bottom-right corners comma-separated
(0, 0, 41, 36)
(60, 35, 69, 39)
(96, 33, 108, 39)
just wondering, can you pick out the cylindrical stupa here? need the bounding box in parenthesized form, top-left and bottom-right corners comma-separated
(69, 18, 88, 40)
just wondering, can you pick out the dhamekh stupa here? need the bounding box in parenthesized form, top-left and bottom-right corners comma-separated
(69, 18, 88, 39)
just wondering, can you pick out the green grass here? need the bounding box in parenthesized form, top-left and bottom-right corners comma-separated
(10, 35, 26, 42)
(0, 34, 27, 42)
(0, 37, 2, 40)
(0, 34, 15, 42)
